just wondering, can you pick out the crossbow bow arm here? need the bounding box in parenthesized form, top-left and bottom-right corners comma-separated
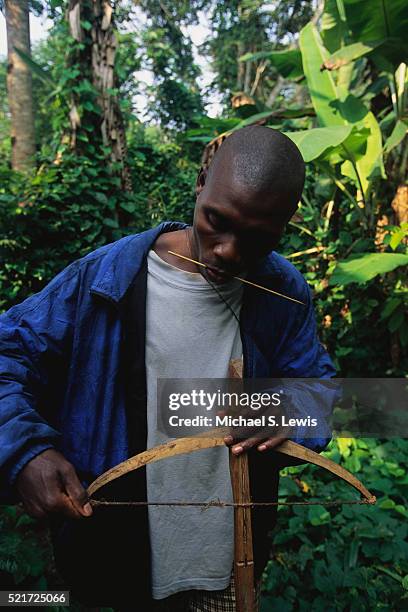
(87, 436, 225, 496)
(277, 440, 376, 503)
(87, 436, 376, 504)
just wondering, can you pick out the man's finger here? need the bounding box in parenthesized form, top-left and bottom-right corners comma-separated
(257, 436, 287, 452)
(59, 464, 93, 517)
(230, 435, 261, 455)
(41, 469, 84, 519)
(49, 493, 84, 520)
(230, 435, 287, 454)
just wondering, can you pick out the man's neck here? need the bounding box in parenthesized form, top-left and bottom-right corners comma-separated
(152, 227, 198, 274)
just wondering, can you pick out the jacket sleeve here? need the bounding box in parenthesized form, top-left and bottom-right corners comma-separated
(273, 280, 337, 456)
(0, 261, 81, 500)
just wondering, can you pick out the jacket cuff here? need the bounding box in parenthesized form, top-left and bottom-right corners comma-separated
(293, 435, 332, 454)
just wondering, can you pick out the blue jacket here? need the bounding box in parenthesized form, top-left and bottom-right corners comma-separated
(0, 221, 335, 604)
(0, 221, 335, 491)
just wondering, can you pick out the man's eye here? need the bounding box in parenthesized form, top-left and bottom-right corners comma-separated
(208, 213, 225, 230)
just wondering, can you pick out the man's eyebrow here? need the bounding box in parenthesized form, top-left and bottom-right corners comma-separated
(205, 205, 224, 215)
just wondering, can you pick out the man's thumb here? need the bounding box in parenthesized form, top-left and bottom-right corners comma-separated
(82, 502, 93, 516)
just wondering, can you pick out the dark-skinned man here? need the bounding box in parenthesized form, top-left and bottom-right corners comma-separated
(0, 126, 335, 610)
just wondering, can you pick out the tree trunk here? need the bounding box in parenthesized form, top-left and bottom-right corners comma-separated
(236, 40, 245, 91)
(5, 0, 36, 172)
(243, 58, 252, 94)
(266, 75, 284, 107)
(67, 0, 131, 191)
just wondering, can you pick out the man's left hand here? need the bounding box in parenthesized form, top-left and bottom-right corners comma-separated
(223, 434, 287, 454)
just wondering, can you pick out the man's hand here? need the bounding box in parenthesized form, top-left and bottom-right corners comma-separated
(15, 449, 93, 520)
(224, 434, 287, 455)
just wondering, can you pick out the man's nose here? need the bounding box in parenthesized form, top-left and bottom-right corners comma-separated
(213, 238, 242, 269)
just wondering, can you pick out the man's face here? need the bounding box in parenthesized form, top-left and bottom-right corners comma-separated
(192, 168, 293, 284)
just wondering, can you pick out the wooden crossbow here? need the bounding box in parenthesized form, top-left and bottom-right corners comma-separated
(87, 432, 376, 610)
(87, 355, 376, 612)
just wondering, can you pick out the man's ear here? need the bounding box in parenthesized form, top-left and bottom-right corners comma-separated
(195, 166, 207, 197)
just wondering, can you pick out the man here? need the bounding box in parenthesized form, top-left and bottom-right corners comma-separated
(0, 126, 335, 609)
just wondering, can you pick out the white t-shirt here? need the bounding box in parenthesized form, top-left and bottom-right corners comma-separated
(145, 249, 243, 599)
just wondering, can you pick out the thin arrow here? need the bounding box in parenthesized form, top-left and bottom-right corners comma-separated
(167, 250, 306, 306)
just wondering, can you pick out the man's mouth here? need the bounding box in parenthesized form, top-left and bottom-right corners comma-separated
(204, 265, 233, 284)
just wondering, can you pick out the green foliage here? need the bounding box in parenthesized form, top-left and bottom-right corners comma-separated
(343, 0, 408, 70)
(324, 41, 383, 69)
(190, 0, 408, 373)
(0, 504, 115, 610)
(0, 506, 51, 588)
(284, 125, 352, 162)
(0, 156, 117, 308)
(126, 124, 199, 224)
(139, 0, 204, 130)
(384, 120, 408, 154)
(330, 253, 408, 285)
(205, 0, 313, 106)
(299, 23, 345, 128)
(240, 49, 304, 80)
(277, 170, 408, 376)
(261, 438, 408, 611)
(389, 222, 408, 250)
(0, 133, 198, 309)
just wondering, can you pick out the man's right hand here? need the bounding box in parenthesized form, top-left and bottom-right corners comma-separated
(15, 449, 93, 520)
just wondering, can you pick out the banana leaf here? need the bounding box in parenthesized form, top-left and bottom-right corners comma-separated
(330, 253, 408, 285)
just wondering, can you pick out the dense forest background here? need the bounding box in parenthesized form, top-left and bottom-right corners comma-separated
(0, 0, 407, 609)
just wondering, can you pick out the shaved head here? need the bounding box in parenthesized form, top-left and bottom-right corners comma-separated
(204, 125, 305, 218)
(187, 126, 306, 282)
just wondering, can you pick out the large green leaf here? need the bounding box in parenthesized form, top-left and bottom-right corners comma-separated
(299, 23, 344, 127)
(267, 108, 315, 119)
(321, 1, 354, 97)
(283, 125, 352, 162)
(340, 126, 371, 158)
(335, 93, 369, 124)
(343, 0, 408, 69)
(186, 108, 317, 144)
(321, 0, 347, 53)
(331, 94, 385, 196)
(320, 125, 370, 165)
(323, 41, 382, 70)
(267, 50, 304, 80)
(234, 111, 280, 130)
(321, 0, 353, 98)
(330, 253, 408, 286)
(384, 120, 408, 154)
(191, 116, 239, 131)
(341, 110, 385, 197)
(232, 108, 315, 131)
(240, 49, 303, 80)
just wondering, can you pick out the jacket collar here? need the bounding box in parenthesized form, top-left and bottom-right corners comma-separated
(90, 220, 283, 304)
